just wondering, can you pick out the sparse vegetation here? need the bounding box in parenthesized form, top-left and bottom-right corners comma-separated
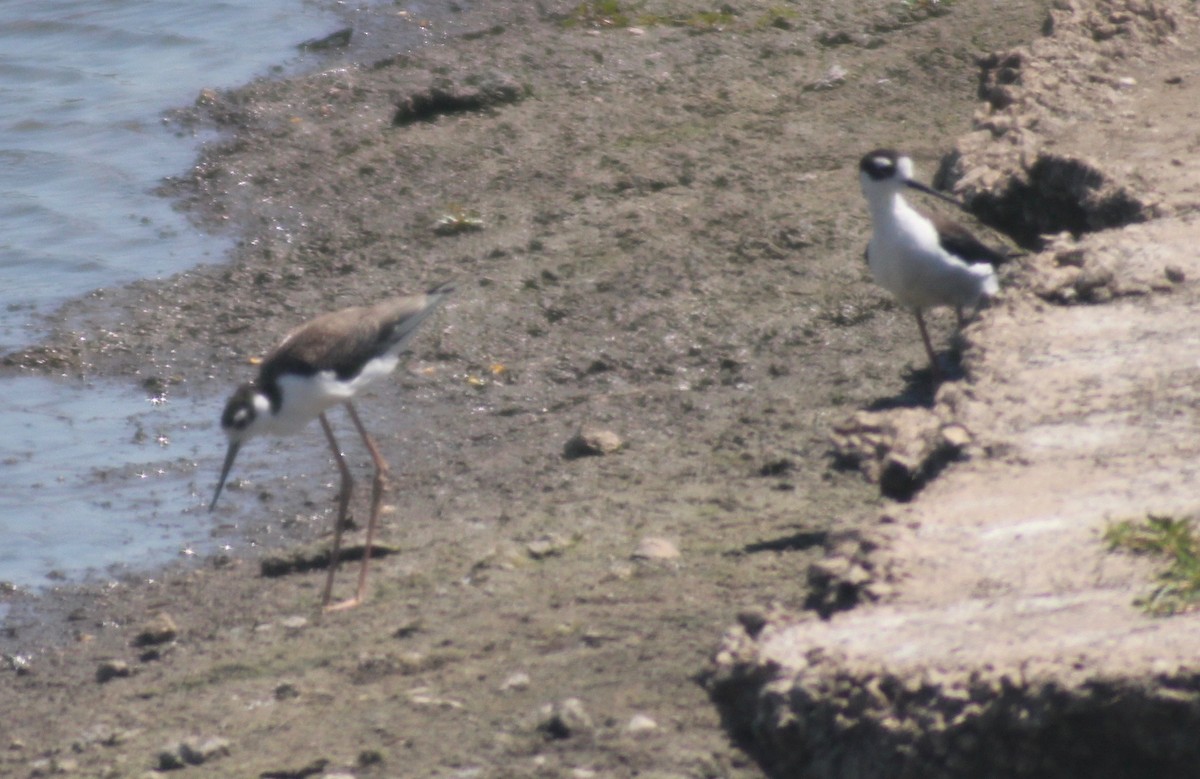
(568, 0, 632, 28)
(1104, 514, 1200, 615)
(565, 1, 738, 31)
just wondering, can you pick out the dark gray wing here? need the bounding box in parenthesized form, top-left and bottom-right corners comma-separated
(928, 212, 1009, 267)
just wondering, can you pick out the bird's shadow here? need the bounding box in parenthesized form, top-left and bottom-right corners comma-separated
(736, 529, 829, 556)
(866, 340, 968, 411)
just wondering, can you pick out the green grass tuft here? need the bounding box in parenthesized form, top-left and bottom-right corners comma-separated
(567, 0, 632, 28)
(1104, 514, 1200, 616)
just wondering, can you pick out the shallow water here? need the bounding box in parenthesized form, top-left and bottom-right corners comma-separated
(0, 376, 217, 588)
(0, 0, 343, 349)
(0, 0, 345, 588)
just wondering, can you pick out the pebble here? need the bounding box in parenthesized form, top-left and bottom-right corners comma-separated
(259, 758, 329, 778)
(96, 659, 131, 684)
(158, 736, 231, 769)
(632, 537, 680, 561)
(5, 653, 33, 675)
(526, 533, 574, 560)
(280, 615, 309, 631)
(501, 671, 531, 692)
(179, 736, 231, 765)
(28, 757, 79, 775)
(133, 613, 178, 647)
(274, 682, 301, 700)
(537, 698, 593, 739)
(626, 713, 659, 734)
(563, 425, 623, 459)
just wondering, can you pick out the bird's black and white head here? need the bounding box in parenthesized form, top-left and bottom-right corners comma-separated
(859, 148, 960, 208)
(859, 148, 911, 189)
(209, 382, 272, 511)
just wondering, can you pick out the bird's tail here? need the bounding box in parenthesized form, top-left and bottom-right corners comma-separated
(970, 263, 1000, 299)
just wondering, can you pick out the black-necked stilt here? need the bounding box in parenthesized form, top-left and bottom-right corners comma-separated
(210, 282, 453, 611)
(858, 149, 1007, 380)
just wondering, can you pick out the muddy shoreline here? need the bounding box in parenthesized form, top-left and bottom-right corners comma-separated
(6, 0, 1184, 776)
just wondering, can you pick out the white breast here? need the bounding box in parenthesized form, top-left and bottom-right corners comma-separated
(868, 198, 996, 311)
(266, 353, 401, 436)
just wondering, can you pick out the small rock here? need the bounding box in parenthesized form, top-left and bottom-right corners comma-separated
(526, 533, 574, 560)
(393, 72, 524, 126)
(42, 757, 77, 774)
(133, 613, 177, 647)
(274, 682, 301, 701)
(280, 615, 309, 631)
(298, 27, 352, 52)
(262, 541, 401, 577)
(563, 425, 623, 459)
(96, 659, 131, 684)
(156, 748, 186, 771)
(5, 653, 33, 675)
(632, 537, 680, 561)
(259, 758, 329, 778)
(830, 408, 963, 500)
(392, 620, 422, 639)
(806, 547, 884, 618)
(537, 698, 593, 740)
(626, 713, 658, 734)
(1165, 264, 1186, 284)
(736, 609, 768, 638)
(406, 689, 464, 708)
(807, 63, 848, 91)
(138, 646, 164, 663)
(940, 424, 973, 450)
(501, 671, 531, 691)
(178, 736, 231, 765)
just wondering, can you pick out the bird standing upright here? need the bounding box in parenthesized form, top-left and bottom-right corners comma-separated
(210, 282, 453, 611)
(858, 149, 1007, 380)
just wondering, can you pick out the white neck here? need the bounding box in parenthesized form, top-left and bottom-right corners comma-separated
(865, 188, 912, 224)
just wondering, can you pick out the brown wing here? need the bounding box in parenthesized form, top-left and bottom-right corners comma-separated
(262, 288, 449, 384)
(927, 212, 1009, 267)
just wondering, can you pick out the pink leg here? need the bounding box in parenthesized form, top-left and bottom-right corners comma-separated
(914, 310, 943, 383)
(325, 400, 390, 611)
(318, 412, 354, 608)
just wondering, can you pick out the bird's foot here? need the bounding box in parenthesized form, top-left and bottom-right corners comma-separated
(323, 596, 362, 613)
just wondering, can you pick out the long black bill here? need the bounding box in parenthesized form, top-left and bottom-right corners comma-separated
(905, 179, 965, 209)
(209, 440, 241, 511)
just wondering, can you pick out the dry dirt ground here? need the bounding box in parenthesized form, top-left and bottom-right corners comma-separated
(1, 0, 1191, 776)
(709, 1, 1200, 777)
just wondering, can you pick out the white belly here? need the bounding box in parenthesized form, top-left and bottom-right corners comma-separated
(267, 354, 400, 435)
(868, 211, 996, 311)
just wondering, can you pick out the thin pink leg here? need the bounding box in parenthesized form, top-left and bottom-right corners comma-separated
(318, 412, 353, 608)
(325, 400, 390, 611)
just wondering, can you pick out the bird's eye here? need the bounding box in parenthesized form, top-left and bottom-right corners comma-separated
(223, 403, 254, 431)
